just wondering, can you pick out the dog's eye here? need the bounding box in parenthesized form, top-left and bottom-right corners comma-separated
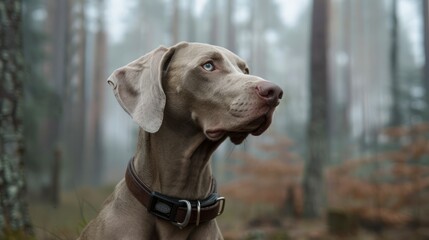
(202, 62, 215, 72)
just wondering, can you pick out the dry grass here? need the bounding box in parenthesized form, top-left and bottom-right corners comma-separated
(29, 186, 113, 240)
(26, 185, 429, 240)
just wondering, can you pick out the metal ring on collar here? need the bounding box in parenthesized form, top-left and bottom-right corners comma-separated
(196, 200, 201, 226)
(216, 197, 226, 216)
(172, 200, 191, 229)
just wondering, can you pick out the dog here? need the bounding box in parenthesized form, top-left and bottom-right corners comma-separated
(78, 42, 282, 240)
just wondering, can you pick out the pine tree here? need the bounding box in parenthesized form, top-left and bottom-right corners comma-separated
(303, 0, 330, 218)
(0, 0, 33, 236)
(423, 0, 429, 116)
(390, 0, 401, 126)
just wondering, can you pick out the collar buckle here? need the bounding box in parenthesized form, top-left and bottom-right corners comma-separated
(171, 200, 191, 229)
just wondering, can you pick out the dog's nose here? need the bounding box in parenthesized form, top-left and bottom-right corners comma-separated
(255, 81, 283, 105)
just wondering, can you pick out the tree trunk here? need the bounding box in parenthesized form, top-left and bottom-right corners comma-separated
(171, 0, 180, 44)
(209, 0, 219, 45)
(62, 0, 87, 187)
(0, 0, 33, 236)
(423, 0, 429, 114)
(226, 0, 236, 53)
(86, 0, 107, 185)
(389, 0, 401, 126)
(186, 0, 196, 42)
(251, 0, 267, 77)
(303, 0, 330, 218)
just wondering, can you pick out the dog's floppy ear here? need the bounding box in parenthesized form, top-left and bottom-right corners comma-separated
(107, 46, 176, 133)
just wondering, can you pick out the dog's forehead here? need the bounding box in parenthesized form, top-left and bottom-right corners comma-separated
(176, 43, 247, 67)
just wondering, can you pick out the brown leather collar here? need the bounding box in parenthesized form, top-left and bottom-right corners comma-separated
(125, 158, 226, 228)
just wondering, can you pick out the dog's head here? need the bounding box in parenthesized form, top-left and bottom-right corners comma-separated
(108, 42, 283, 144)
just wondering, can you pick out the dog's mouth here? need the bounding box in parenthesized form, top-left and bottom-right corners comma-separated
(205, 110, 274, 144)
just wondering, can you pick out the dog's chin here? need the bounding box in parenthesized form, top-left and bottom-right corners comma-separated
(204, 112, 274, 145)
(205, 130, 250, 145)
(228, 133, 249, 144)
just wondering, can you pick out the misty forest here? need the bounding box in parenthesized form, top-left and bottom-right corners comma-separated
(1, 0, 429, 239)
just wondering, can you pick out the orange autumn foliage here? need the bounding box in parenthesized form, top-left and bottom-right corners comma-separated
(328, 123, 429, 227)
(221, 135, 304, 212)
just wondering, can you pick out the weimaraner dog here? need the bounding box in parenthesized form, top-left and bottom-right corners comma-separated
(78, 42, 282, 240)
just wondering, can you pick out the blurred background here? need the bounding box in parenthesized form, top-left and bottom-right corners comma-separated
(1, 0, 429, 239)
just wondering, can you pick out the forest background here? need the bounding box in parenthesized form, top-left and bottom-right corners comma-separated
(1, 0, 429, 239)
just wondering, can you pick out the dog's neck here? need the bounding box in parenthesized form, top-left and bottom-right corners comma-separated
(133, 125, 224, 200)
